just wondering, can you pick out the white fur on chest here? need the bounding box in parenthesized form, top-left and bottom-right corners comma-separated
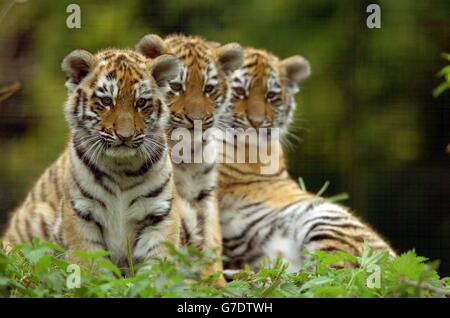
(71, 151, 171, 260)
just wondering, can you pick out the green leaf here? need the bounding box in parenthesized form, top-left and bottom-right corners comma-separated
(316, 181, 330, 197)
(72, 250, 111, 260)
(392, 250, 427, 280)
(298, 177, 307, 191)
(325, 193, 349, 203)
(98, 259, 122, 278)
(441, 52, 450, 61)
(300, 276, 334, 292)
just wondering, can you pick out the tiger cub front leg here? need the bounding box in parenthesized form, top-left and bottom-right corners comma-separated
(61, 199, 110, 270)
(199, 198, 227, 287)
(131, 199, 181, 265)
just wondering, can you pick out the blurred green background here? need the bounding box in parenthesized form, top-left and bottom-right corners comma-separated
(0, 0, 449, 274)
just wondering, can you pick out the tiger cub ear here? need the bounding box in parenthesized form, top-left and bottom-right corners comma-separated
(150, 54, 181, 88)
(61, 50, 96, 90)
(136, 34, 168, 59)
(214, 43, 244, 75)
(280, 55, 311, 93)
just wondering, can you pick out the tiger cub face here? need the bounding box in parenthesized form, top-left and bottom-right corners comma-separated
(62, 49, 180, 159)
(223, 48, 310, 135)
(135, 34, 244, 132)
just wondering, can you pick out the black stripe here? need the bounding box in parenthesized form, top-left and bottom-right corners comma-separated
(219, 171, 291, 187)
(196, 210, 206, 250)
(239, 202, 264, 211)
(124, 148, 165, 177)
(305, 233, 359, 254)
(320, 227, 365, 243)
(73, 140, 115, 195)
(25, 218, 33, 242)
(70, 200, 105, 243)
(72, 89, 82, 117)
(181, 219, 191, 246)
(144, 244, 158, 257)
(71, 201, 94, 222)
(301, 215, 347, 227)
(72, 175, 107, 209)
(243, 61, 258, 69)
(195, 187, 215, 202)
(223, 211, 272, 244)
(303, 221, 364, 241)
(133, 199, 173, 248)
(40, 215, 49, 240)
(49, 165, 62, 200)
(224, 163, 286, 178)
(129, 175, 171, 207)
(199, 163, 215, 176)
(14, 216, 26, 242)
(231, 218, 278, 259)
(279, 199, 314, 214)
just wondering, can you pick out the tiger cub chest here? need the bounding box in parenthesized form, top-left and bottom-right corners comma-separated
(71, 176, 172, 262)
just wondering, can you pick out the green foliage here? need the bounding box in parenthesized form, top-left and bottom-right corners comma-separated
(298, 177, 349, 203)
(433, 53, 450, 97)
(0, 239, 448, 298)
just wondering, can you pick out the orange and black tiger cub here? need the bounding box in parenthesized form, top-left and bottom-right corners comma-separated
(2, 48, 186, 272)
(217, 48, 396, 271)
(136, 34, 244, 285)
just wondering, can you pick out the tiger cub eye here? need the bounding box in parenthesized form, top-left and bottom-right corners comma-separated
(233, 87, 246, 97)
(100, 97, 113, 106)
(170, 82, 182, 92)
(136, 98, 147, 108)
(266, 91, 277, 100)
(204, 84, 214, 93)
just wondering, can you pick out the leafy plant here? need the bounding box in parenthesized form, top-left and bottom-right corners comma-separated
(0, 238, 448, 298)
(433, 53, 450, 97)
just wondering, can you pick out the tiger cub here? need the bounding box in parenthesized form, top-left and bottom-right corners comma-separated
(2, 48, 184, 271)
(136, 34, 244, 283)
(218, 48, 396, 271)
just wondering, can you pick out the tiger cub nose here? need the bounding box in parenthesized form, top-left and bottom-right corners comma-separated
(115, 129, 134, 142)
(248, 117, 264, 128)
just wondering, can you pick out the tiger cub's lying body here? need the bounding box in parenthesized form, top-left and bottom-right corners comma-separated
(136, 34, 244, 283)
(218, 48, 395, 271)
(2, 49, 184, 270)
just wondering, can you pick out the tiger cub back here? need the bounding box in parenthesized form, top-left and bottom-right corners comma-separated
(2, 48, 184, 272)
(218, 48, 395, 271)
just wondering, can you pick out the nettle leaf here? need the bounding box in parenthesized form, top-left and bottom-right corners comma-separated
(1, 238, 449, 298)
(312, 250, 343, 265)
(21, 244, 51, 264)
(72, 250, 111, 260)
(224, 280, 251, 296)
(392, 250, 428, 280)
(437, 65, 450, 77)
(300, 276, 334, 292)
(42, 241, 65, 254)
(335, 251, 358, 264)
(97, 259, 122, 278)
(432, 82, 450, 97)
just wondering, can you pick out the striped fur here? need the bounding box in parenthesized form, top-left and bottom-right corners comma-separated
(136, 34, 244, 284)
(2, 49, 184, 273)
(218, 48, 395, 271)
